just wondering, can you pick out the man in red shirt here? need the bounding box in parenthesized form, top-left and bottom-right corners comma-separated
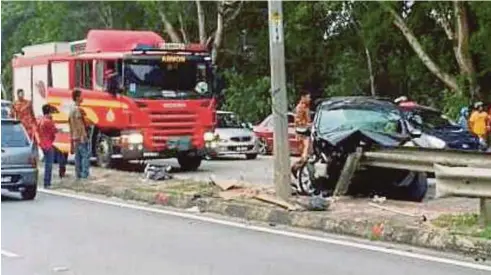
(37, 104, 58, 188)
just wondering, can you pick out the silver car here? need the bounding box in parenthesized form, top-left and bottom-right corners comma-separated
(207, 111, 259, 160)
(1, 118, 38, 200)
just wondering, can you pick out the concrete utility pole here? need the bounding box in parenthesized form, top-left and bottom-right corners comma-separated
(268, 0, 291, 200)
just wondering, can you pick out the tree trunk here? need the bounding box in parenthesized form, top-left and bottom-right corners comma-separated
(385, 5, 459, 92)
(364, 47, 376, 96)
(178, 13, 189, 44)
(196, 0, 207, 44)
(158, 9, 182, 43)
(211, 1, 225, 66)
(454, 1, 479, 99)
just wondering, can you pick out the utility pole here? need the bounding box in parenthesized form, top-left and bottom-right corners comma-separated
(268, 0, 291, 200)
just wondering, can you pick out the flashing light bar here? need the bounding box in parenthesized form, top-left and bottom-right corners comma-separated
(159, 42, 186, 51)
(70, 39, 87, 54)
(158, 42, 207, 52)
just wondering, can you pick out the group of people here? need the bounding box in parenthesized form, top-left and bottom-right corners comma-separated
(457, 101, 491, 150)
(9, 88, 93, 188)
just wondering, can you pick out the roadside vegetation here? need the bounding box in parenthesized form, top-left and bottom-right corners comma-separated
(2, 1, 490, 121)
(433, 213, 491, 240)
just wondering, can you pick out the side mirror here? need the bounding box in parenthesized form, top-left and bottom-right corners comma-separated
(409, 129, 422, 138)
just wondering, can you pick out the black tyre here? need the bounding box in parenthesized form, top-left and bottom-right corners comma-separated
(296, 163, 316, 195)
(177, 154, 202, 171)
(245, 153, 258, 160)
(95, 134, 114, 168)
(406, 172, 428, 202)
(21, 185, 37, 200)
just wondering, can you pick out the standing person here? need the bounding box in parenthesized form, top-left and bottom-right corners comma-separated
(457, 106, 470, 130)
(37, 104, 58, 188)
(68, 89, 91, 180)
(11, 89, 38, 142)
(291, 89, 312, 178)
(469, 101, 489, 150)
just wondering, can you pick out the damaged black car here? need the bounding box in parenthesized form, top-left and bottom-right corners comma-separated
(294, 97, 429, 202)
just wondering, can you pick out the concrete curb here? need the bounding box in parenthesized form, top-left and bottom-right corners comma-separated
(53, 182, 491, 258)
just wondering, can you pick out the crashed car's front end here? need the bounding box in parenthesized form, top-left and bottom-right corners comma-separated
(296, 97, 428, 202)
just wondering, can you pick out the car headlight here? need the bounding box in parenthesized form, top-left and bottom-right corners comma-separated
(204, 132, 215, 142)
(126, 133, 143, 144)
(219, 139, 228, 143)
(425, 135, 446, 149)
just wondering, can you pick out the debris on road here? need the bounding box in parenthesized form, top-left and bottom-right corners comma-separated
(143, 163, 173, 181)
(368, 202, 426, 222)
(295, 196, 331, 211)
(210, 176, 303, 211)
(372, 195, 387, 204)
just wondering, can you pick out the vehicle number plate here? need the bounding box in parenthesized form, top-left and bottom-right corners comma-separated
(237, 146, 248, 152)
(1, 176, 12, 183)
(167, 136, 191, 151)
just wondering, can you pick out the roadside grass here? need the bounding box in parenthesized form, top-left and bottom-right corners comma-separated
(432, 213, 491, 240)
(132, 180, 218, 197)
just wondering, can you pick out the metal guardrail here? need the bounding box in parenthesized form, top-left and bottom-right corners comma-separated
(355, 147, 491, 225)
(434, 164, 491, 199)
(361, 147, 491, 172)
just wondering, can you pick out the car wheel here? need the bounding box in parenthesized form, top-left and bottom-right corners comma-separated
(297, 163, 316, 195)
(257, 138, 268, 155)
(406, 172, 428, 202)
(21, 185, 37, 200)
(245, 153, 258, 160)
(96, 134, 114, 169)
(177, 154, 202, 171)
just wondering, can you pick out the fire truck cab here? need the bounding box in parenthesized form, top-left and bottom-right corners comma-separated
(12, 29, 218, 171)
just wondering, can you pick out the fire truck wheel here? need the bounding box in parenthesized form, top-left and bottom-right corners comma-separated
(96, 134, 114, 169)
(177, 155, 202, 171)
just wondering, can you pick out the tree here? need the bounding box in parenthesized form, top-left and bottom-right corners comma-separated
(382, 1, 483, 100)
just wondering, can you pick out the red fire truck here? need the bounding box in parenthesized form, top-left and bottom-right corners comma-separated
(12, 29, 217, 171)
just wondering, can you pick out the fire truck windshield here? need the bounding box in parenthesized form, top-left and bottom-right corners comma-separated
(123, 58, 211, 99)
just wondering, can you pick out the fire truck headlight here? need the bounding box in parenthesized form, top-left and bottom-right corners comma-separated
(204, 132, 215, 142)
(127, 133, 144, 144)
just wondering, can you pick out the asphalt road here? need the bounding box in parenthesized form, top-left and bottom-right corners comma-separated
(150, 155, 277, 185)
(2, 192, 487, 275)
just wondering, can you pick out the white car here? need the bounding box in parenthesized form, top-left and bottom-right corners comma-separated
(207, 111, 259, 160)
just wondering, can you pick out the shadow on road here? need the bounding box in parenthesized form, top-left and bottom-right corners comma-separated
(1, 192, 22, 202)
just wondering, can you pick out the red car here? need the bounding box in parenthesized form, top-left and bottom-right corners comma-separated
(253, 112, 302, 156)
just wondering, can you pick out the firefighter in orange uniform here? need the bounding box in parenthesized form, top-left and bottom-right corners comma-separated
(291, 89, 312, 178)
(11, 89, 39, 143)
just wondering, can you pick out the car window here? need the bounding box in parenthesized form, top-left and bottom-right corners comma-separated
(317, 108, 402, 135)
(217, 113, 242, 128)
(1, 122, 30, 148)
(1, 107, 10, 118)
(406, 109, 455, 130)
(288, 114, 294, 124)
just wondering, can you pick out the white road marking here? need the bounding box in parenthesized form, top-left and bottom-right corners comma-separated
(1, 249, 20, 258)
(39, 188, 491, 272)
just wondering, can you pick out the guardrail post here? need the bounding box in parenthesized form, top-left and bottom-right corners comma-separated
(334, 147, 363, 196)
(480, 199, 491, 227)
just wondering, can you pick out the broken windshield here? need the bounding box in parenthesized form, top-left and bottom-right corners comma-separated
(317, 108, 402, 135)
(123, 58, 211, 99)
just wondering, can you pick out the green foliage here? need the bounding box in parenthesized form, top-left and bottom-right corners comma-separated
(221, 70, 272, 123)
(1, 1, 490, 117)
